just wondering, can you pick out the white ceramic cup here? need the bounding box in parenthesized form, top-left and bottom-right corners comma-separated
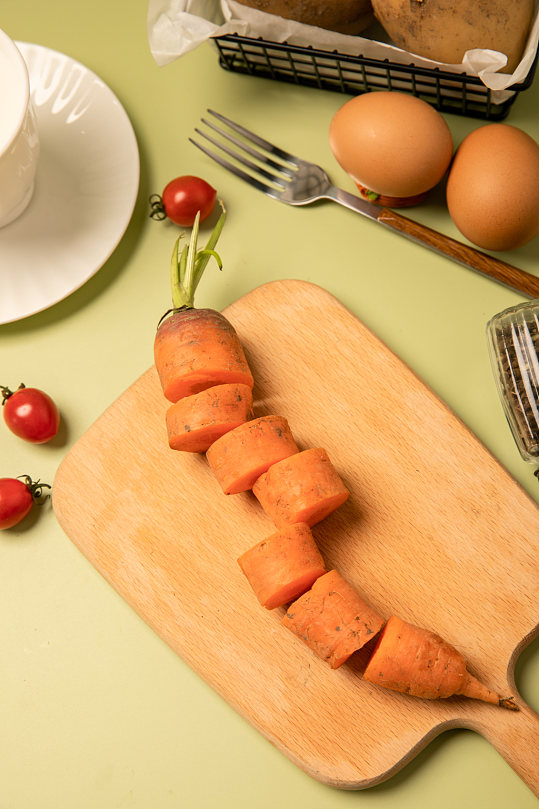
(0, 29, 40, 228)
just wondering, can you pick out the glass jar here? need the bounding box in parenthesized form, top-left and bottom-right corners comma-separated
(487, 300, 539, 476)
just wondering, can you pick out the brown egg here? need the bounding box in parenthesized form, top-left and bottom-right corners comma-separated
(446, 124, 539, 251)
(329, 91, 454, 206)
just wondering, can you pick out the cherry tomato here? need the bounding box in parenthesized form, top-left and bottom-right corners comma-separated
(149, 175, 217, 227)
(0, 476, 51, 530)
(2, 383, 60, 444)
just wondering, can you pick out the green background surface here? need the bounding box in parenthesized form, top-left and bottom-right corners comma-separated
(1, 1, 537, 807)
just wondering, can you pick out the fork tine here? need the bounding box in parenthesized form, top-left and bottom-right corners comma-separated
(193, 126, 288, 187)
(200, 116, 297, 179)
(189, 137, 281, 199)
(207, 109, 300, 166)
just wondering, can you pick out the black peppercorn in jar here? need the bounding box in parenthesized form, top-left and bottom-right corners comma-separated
(487, 300, 539, 477)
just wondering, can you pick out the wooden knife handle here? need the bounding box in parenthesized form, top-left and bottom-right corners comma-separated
(378, 208, 539, 299)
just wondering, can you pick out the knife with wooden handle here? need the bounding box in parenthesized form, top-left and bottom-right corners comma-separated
(330, 187, 539, 299)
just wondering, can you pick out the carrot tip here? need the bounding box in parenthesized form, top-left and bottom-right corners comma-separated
(499, 696, 519, 712)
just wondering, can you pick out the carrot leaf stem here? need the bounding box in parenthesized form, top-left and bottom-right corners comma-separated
(169, 201, 227, 310)
(183, 211, 201, 307)
(169, 236, 185, 310)
(192, 202, 226, 291)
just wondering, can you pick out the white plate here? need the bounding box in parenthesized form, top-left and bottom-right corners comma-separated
(0, 42, 140, 324)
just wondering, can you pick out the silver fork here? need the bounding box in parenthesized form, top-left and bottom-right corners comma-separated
(190, 109, 539, 299)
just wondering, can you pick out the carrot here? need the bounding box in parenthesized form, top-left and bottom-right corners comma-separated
(252, 447, 349, 528)
(206, 414, 299, 494)
(237, 522, 327, 610)
(362, 615, 518, 710)
(282, 569, 385, 669)
(154, 205, 254, 403)
(166, 382, 254, 453)
(155, 308, 254, 403)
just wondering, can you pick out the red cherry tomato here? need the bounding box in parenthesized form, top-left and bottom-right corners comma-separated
(149, 175, 217, 227)
(0, 476, 50, 529)
(1, 383, 60, 444)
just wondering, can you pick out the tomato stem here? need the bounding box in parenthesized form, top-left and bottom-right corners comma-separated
(149, 194, 166, 221)
(18, 475, 51, 503)
(1, 383, 25, 405)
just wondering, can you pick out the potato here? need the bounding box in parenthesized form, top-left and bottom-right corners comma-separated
(234, 0, 374, 35)
(371, 0, 534, 73)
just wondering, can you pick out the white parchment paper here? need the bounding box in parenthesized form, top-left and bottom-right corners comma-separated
(147, 0, 539, 102)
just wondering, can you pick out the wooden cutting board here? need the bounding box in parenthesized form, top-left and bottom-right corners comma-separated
(53, 280, 538, 794)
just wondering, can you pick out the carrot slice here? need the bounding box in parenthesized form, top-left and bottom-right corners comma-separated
(206, 414, 299, 495)
(166, 382, 254, 453)
(252, 447, 349, 527)
(237, 522, 327, 610)
(282, 569, 385, 669)
(154, 307, 254, 403)
(363, 615, 518, 709)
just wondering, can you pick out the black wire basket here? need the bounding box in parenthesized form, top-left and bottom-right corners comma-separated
(213, 33, 538, 120)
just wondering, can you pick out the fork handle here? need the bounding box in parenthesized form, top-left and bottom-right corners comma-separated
(377, 208, 539, 299)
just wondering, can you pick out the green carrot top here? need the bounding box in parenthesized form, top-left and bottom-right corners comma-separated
(170, 201, 226, 310)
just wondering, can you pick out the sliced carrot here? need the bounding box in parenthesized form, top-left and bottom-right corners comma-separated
(166, 382, 254, 453)
(282, 569, 385, 669)
(237, 522, 327, 610)
(363, 615, 518, 709)
(252, 447, 349, 528)
(206, 414, 299, 495)
(154, 307, 254, 403)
